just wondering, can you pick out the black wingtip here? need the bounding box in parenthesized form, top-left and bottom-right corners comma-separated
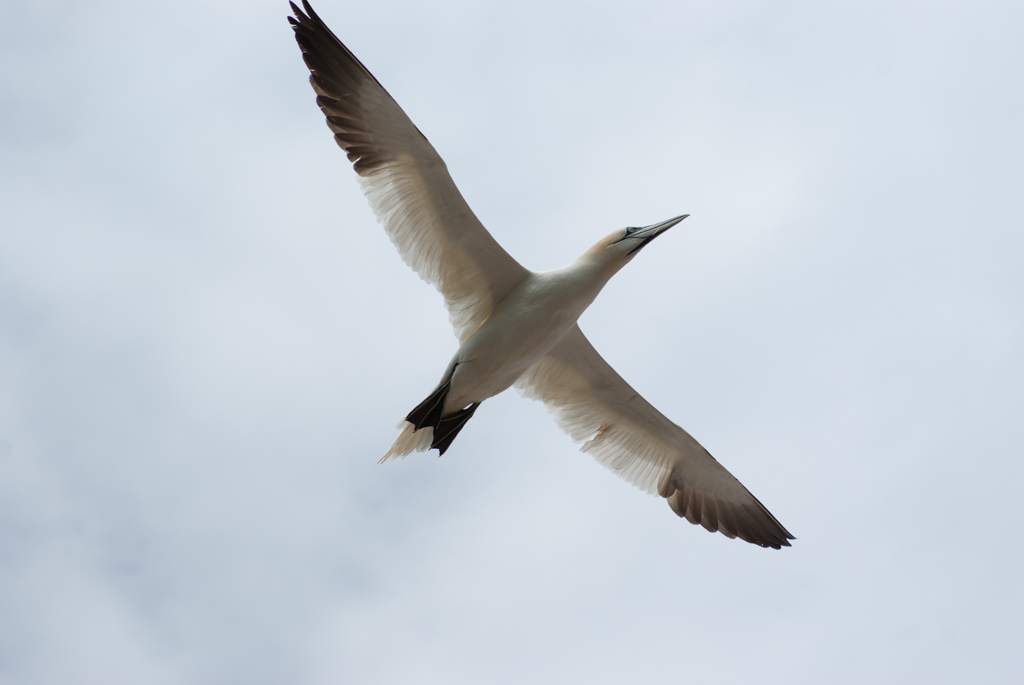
(288, 1, 306, 25)
(302, 0, 320, 23)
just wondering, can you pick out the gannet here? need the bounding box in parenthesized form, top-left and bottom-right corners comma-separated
(288, 1, 794, 548)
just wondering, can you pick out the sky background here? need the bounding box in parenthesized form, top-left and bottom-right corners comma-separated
(1, 0, 1022, 683)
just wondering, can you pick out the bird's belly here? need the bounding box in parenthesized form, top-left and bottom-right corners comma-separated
(444, 307, 576, 412)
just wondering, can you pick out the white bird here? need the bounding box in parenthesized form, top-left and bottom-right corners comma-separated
(289, 1, 794, 548)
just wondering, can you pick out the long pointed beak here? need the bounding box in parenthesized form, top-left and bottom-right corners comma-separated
(633, 214, 689, 238)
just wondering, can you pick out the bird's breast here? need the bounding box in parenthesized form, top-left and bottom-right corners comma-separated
(445, 272, 600, 409)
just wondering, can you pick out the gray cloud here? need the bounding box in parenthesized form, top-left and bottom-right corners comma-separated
(1, 0, 1021, 682)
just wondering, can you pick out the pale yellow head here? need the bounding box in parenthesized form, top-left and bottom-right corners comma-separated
(583, 214, 690, 270)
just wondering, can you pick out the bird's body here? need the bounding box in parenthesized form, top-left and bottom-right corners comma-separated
(288, 1, 795, 548)
(446, 271, 590, 411)
(445, 250, 622, 414)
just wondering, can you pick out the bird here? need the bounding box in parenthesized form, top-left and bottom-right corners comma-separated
(288, 1, 794, 549)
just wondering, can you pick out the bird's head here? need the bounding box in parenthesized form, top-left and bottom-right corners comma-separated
(585, 214, 689, 269)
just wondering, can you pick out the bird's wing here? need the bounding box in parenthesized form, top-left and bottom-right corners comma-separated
(515, 325, 794, 548)
(289, 2, 529, 341)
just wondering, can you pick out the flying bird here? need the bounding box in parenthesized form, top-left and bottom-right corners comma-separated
(288, 1, 794, 548)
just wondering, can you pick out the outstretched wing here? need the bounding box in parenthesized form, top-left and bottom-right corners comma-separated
(289, 1, 529, 341)
(515, 325, 794, 549)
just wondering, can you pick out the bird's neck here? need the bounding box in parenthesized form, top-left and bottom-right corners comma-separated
(571, 249, 627, 292)
(539, 251, 624, 314)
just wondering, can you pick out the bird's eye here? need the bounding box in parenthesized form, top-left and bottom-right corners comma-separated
(625, 226, 639, 234)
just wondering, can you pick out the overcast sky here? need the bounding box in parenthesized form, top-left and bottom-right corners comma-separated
(1, 1, 1022, 683)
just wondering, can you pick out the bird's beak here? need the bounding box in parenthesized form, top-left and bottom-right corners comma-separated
(632, 214, 689, 239)
(621, 214, 689, 255)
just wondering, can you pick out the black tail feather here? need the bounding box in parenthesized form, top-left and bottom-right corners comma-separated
(431, 403, 480, 455)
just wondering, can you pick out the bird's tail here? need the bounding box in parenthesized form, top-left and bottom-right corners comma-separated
(380, 421, 434, 462)
(380, 366, 480, 461)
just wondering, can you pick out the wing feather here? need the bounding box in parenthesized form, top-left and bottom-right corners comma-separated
(516, 325, 794, 548)
(289, 2, 528, 340)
